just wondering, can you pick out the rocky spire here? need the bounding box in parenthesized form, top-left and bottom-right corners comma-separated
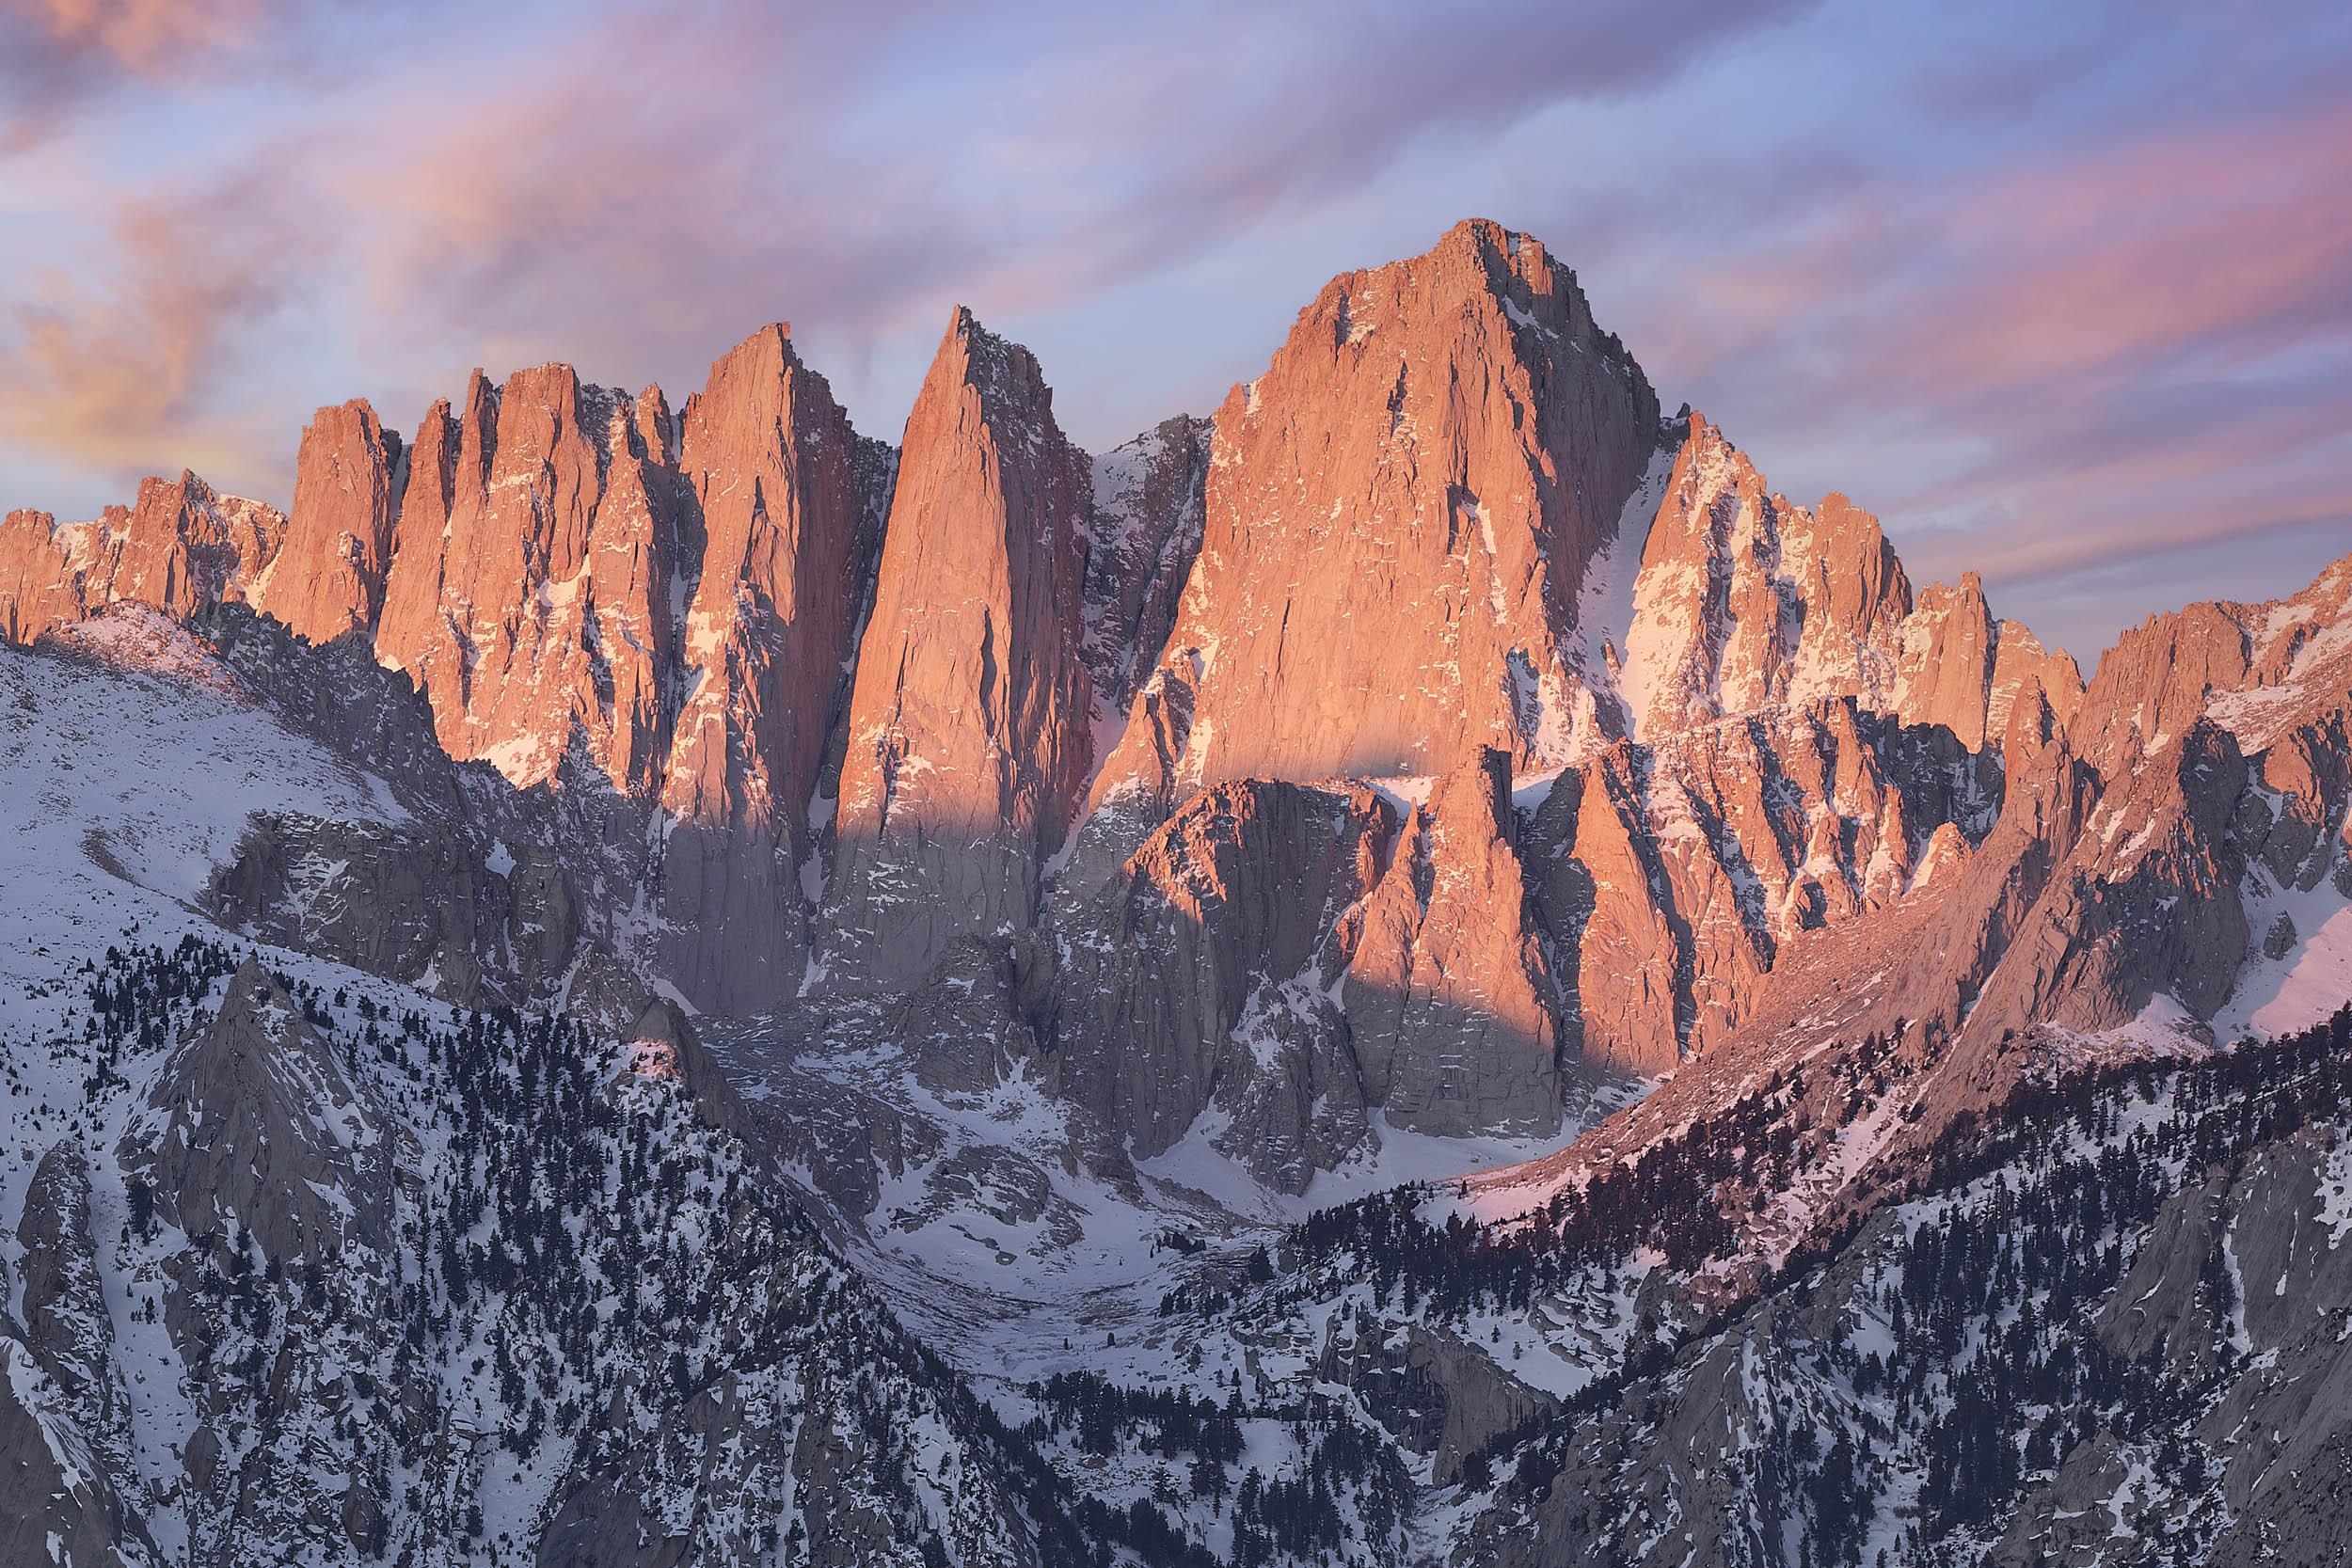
(655, 324, 876, 1012)
(822, 307, 1096, 992)
(254, 399, 404, 644)
(133, 958, 404, 1261)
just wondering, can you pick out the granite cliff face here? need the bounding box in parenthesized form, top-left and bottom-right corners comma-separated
(652, 327, 883, 1012)
(1, 470, 283, 643)
(1080, 413, 1211, 721)
(0, 218, 2112, 1155)
(1077, 218, 1663, 877)
(252, 399, 404, 646)
(1345, 749, 1560, 1138)
(822, 309, 1098, 993)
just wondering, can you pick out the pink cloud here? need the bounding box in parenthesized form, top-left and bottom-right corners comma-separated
(3, 0, 1804, 505)
(0, 0, 281, 147)
(1610, 89, 2352, 657)
(8, 0, 265, 67)
(0, 155, 327, 495)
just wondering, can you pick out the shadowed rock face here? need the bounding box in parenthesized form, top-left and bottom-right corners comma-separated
(0, 1333, 153, 1568)
(209, 812, 581, 1007)
(1048, 777, 1394, 1192)
(822, 308, 1098, 994)
(16, 1147, 130, 1497)
(1081, 413, 1211, 721)
(130, 959, 408, 1264)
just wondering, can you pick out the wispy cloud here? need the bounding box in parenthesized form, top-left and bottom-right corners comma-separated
(1581, 77, 2352, 659)
(1, 0, 289, 147)
(1, 0, 1804, 501)
(0, 154, 327, 492)
(2, 0, 2346, 664)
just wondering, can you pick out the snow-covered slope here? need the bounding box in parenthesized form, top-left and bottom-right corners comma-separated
(10, 218, 2352, 1565)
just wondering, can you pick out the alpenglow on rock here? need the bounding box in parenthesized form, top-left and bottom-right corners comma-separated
(822, 307, 1098, 993)
(1080, 217, 1665, 859)
(252, 399, 405, 646)
(1346, 747, 1562, 1137)
(0, 216, 2115, 1132)
(1617, 412, 1913, 739)
(1, 470, 283, 643)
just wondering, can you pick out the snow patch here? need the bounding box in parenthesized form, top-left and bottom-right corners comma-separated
(1574, 442, 1676, 749)
(2214, 866, 2352, 1042)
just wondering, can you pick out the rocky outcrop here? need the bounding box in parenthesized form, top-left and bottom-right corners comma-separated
(0, 1336, 151, 1568)
(1893, 570, 2085, 752)
(891, 935, 1047, 1096)
(18, 1148, 118, 1424)
(1531, 702, 2003, 1077)
(0, 471, 283, 645)
(1048, 777, 1393, 1191)
(1081, 219, 1662, 863)
(253, 399, 404, 645)
(1960, 719, 2249, 1041)
(1986, 615, 2082, 752)
(103, 471, 284, 625)
(1890, 572, 1995, 746)
(1346, 747, 1561, 1137)
(824, 309, 1096, 992)
(2105, 1131, 2352, 1568)
(0, 508, 98, 643)
(1620, 416, 1912, 739)
(1080, 413, 1210, 720)
(1318, 1319, 1554, 1486)
(208, 811, 580, 1006)
(1616, 420, 2083, 761)
(131, 958, 405, 1262)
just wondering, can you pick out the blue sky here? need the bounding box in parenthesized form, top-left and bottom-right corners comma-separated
(4, 0, 2349, 663)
